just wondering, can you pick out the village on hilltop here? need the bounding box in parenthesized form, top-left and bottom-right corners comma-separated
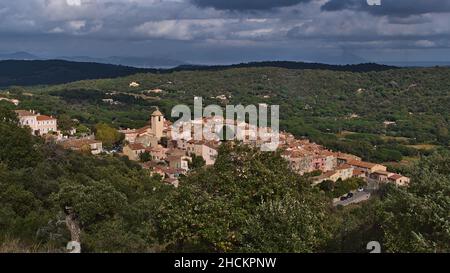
(14, 107, 410, 204)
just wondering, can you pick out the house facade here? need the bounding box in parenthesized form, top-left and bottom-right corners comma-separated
(388, 174, 410, 186)
(186, 141, 219, 166)
(15, 110, 58, 136)
(313, 164, 354, 185)
(346, 160, 387, 175)
(167, 155, 191, 172)
(148, 145, 168, 161)
(61, 138, 103, 155)
(123, 143, 146, 161)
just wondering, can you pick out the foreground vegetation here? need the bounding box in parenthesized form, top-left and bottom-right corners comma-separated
(1, 108, 449, 253)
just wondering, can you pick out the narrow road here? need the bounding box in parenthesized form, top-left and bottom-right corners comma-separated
(333, 191, 371, 207)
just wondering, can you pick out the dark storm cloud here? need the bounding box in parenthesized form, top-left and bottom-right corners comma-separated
(1, 0, 450, 64)
(322, 0, 450, 16)
(191, 0, 312, 10)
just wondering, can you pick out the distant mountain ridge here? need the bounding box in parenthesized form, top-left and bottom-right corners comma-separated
(172, 61, 398, 73)
(0, 51, 38, 60)
(55, 55, 186, 68)
(0, 51, 186, 68)
(0, 59, 399, 88)
(0, 60, 149, 87)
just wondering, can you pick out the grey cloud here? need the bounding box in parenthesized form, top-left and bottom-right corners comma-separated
(191, 0, 312, 10)
(0, 0, 449, 64)
(286, 10, 450, 46)
(322, 0, 450, 17)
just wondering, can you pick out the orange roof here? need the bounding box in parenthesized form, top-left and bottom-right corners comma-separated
(163, 167, 185, 175)
(152, 109, 163, 116)
(167, 155, 183, 162)
(62, 139, 101, 149)
(388, 174, 404, 180)
(37, 115, 56, 121)
(320, 150, 336, 156)
(347, 160, 378, 169)
(373, 170, 391, 176)
(127, 143, 146, 150)
(336, 152, 361, 161)
(141, 161, 161, 169)
(353, 169, 366, 176)
(166, 148, 186, 157)
(147, 146, 165, 152)
(136, 126, 151, 135)
(15, 110, 35, 117)
(336, 164, 353, 170)
(290, 151, 309, 158)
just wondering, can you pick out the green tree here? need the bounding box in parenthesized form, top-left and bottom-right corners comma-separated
(75, 124, 91, 136)
(57, 114, 76, 134)
(139, 152, 151, 163)
(328, 151, 450, 253)
(333, 178, 363, 198)
(0, 108, 41, 168)
(436, 123, 449, 144)
(242, 193, 333, 252)
(156, 144, 333, 252)
(319, 180, 334, 192)
(377, 151, 450, 252)
(188, 154, 206, 170)
(94, 123, 123, 148)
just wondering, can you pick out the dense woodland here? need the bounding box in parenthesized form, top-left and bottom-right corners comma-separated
(0, 60, 394, 87)
(0, 60, 149, 87)
(0, 64, 449, 252)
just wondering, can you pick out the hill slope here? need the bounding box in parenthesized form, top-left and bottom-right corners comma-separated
(12, 65, 448, 164)
(173, 61, 397, 73)
(0, 60, 151, 87)
(0, 60, 397, 87)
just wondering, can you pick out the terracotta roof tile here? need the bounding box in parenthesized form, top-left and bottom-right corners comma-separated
(127, 143, 146, 150)
(347, 160, 378, 169)
(37, 115, 56, 121)
(15, 110, 35, 117)
(388, 174, 404, 180)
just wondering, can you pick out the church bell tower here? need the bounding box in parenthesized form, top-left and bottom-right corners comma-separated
(151, 109, 164, 140)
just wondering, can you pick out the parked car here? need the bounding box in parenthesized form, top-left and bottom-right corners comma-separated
(357, 187, 364, 192)
(340, 196, 347, 201)
(347, 192, 354, 198)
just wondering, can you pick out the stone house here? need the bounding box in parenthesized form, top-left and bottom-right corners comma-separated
(123, 143, 146, 161)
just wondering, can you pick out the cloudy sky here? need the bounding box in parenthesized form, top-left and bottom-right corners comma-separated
(1, 0, 450, 65)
